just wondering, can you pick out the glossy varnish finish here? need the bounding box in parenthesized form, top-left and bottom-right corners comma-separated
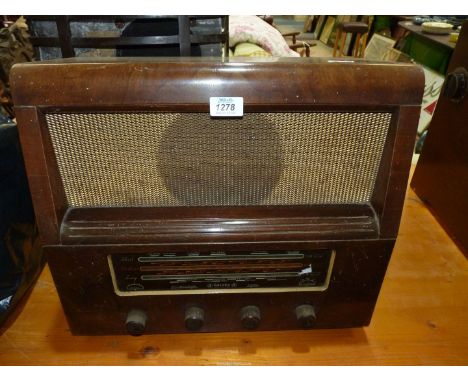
(11, 57, 423, 108)
(61, 205, 379, 245)
(11, 57, 424, 335)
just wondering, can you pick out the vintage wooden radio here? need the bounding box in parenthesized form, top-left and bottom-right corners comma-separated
(11, 57, 423, 335)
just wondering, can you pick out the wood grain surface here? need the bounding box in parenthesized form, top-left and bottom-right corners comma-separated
(0, 174, 467, 365)
(411, 21, 468, 255)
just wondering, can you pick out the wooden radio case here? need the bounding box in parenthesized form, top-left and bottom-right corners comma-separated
(11, 57, 423, 335)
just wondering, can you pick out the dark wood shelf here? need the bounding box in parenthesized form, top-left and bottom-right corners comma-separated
(27, 15, 229, 58)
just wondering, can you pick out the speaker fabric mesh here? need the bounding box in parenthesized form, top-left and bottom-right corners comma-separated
(45, 112, 391, 207)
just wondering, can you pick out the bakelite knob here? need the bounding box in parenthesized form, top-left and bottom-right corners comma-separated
(125, 309, 147, 336)
(296, 304, 316, 328)
(240, 305, 261, 330)
(443, 67, 468, 102)
(185, 306, 205, 331)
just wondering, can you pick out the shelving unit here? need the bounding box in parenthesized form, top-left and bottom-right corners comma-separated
(26, 15, 229, 59)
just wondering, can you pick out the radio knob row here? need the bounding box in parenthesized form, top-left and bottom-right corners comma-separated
(125, 304, 316, 336)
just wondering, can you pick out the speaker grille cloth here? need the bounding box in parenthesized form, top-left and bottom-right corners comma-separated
(45, 112, 391, 207)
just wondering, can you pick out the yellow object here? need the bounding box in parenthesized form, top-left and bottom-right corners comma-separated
(233, 42, 272, 57)
(449, 32, 459, 43)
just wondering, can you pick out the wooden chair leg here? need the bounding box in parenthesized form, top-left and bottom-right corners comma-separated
(339, 31, 346, 57)
(354, 33, 361, 57)
(333, 29, 341, 57)
(360, 33, 368, 57)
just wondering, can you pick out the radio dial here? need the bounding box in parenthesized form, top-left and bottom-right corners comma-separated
(125, 309, 147, 336)
(240, 305, 261, 330)
(185, 306, 205, 331)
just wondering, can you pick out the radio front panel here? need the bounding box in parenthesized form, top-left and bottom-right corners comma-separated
(45, 240, 394, 335)
(11, 57, 424, 335)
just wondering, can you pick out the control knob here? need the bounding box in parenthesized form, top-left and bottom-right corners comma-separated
(443, 67, 468, 102)
(185, 306, 205, 331)
(240, 305, 261, 330)
(125, 309, 147, 336)
(295, 304, 316, 328)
